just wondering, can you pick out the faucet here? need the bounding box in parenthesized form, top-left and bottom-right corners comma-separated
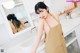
(65, 11, 72, 19)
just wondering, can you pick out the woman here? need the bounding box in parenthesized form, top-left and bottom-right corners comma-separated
(32, 2, 76, 53)
(7, 14, 25, 34)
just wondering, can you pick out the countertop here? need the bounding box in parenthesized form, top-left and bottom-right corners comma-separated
(60, 17, 80, 37)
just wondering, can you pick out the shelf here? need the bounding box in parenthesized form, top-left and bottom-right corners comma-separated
(15, 2, 23, 6)
(13, 26, 35, 37)
(66, 37, 77, 47)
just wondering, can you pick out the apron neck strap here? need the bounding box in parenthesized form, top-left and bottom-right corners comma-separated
(45, 13, 60, 28)
(45, 19, 51, 28)
(49, 13, 60, 23)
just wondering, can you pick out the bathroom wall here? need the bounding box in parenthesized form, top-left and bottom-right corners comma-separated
(22, 0, 73, 14)
(0, 24, 11, 46)
(0, 4, 13, 47)
(22, 0, 38, 14)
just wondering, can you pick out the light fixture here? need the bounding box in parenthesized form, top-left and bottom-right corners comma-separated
(2, 0, 15, 9)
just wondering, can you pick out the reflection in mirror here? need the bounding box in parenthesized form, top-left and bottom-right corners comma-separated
(2, 1, 31, 34)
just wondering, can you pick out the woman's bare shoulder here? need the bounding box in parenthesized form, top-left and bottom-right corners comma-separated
(50, 12, 59, 17)
(50, 12, 59, 20)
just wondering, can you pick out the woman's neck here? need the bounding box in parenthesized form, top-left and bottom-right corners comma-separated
(46, 13, 51, 20)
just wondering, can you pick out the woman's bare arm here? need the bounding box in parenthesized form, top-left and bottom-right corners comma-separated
(58, 2, 77, 16)
(20, 21, 25, 28)
(32, 18, 44, 53)
(9, 21, 17, 33)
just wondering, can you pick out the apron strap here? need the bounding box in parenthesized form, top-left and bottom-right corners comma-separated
(45, 13, 60, 28)
(49, 13, 60, 23)
(45, 19, 51, 28)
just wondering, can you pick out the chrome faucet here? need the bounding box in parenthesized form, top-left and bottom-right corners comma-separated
(65, 11, 72, 19)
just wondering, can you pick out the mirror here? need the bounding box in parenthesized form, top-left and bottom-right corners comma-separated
(0, 11, 4, 24)
(2, 0, 32, 34)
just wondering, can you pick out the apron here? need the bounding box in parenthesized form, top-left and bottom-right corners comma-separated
(45, 14, 67, 53)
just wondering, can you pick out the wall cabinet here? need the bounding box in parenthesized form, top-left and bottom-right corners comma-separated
(64, 30, 80, 53)
(75, 24, 80, 48)
(67, 40, 80, 53)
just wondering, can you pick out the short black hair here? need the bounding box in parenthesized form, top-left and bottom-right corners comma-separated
(35, 2, 48, 14)
(7, 14, 21, 28)
(7, 14, 14, 20)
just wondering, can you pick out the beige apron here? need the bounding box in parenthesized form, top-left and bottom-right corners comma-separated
(45, 15, 67, 53)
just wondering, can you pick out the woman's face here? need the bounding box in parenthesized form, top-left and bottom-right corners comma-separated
(37, 8, 49, 19)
